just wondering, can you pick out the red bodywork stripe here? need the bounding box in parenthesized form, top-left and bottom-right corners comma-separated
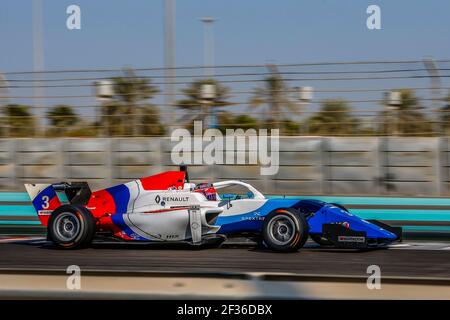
(143, 207, 190, 214)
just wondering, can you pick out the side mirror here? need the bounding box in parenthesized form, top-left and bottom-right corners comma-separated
(221, 193, 234, 208)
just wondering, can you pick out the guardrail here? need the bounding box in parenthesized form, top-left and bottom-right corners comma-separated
(1, 193, 450, 237)
(3, 136, 450, 197)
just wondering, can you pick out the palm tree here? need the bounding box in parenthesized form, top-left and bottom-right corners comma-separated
(249, 64, 299, 131)
(110, 69, 160, 136)
(176, 79, 232, 129)
(305, 99, 361, 135)
(216, 111, 260, 133)
(379, 89, 432, 136)
(140, 104, 165, 136)
(46, 105, 79, 136)
(3, 104, 36, 137)
(440, 91, 450, 134)
(100, 101, 123, 136)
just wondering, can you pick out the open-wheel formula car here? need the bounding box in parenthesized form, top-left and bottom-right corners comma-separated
(25, 166, 401, 252)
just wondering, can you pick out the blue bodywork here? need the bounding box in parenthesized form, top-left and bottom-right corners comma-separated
(216, 198, 398, 243)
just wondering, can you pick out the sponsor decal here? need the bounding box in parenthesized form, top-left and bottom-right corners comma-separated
(241, 213, 264, 221)
(155, 195, 189, 204)
(37, 210, 53, 216)
(162, 196, 189, 202)
(338, 236, 366, 243)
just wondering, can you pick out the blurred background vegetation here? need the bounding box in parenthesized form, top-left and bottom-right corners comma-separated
(1, 62, 450, 138)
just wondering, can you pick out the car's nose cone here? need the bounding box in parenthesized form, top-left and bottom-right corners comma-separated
(326, 206, 399, 240)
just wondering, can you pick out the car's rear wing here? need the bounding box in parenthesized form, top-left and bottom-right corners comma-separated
(25, 182, 91, 227)
(52, 182, 92, 205)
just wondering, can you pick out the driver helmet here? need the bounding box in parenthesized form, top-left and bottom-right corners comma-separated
(194, 183, 217, 201)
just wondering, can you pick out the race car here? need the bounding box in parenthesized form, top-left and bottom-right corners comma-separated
(25, 166, 401, 252)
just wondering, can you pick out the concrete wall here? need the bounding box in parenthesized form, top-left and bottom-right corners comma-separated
(1, 137, 449, 196)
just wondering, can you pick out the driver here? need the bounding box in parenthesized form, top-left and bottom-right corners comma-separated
(194, 183, 217, 201)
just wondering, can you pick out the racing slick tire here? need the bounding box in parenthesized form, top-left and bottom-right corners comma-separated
(262, 208, 309, 252)
(47, 204, 96, 249)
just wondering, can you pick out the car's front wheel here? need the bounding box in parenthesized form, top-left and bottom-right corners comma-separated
(47, 205, 95, 249)
(262, 208, 309, 252)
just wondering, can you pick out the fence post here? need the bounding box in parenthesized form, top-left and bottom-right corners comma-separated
(264, 136, 276, 195)
(436, 137, 446, 196)
(107, 138, 114, 186)
(9, 139, 18, 190)
(443, 137, 449, 196)
(379, 137, 389, 195)
(319, 137, 328, 195)
(58, 139, 65, 182)
(155, 137, 164, 173)
(374, 137, 382, 195)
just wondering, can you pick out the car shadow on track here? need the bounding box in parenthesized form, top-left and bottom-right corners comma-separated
(7, 239, 202, 251)
(246, 242, 389, 254)
(45, 242, 210, 251)
(11, 239, 388, 254)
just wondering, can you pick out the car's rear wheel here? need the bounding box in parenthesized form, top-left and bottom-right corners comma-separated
(262, 208, 309, 252)
(47, 205, 95, 249)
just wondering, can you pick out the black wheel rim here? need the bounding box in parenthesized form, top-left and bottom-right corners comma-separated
(53, 212, 82, 242)
(267, 214, 296, 245)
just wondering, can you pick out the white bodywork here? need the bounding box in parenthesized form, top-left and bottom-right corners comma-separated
(120, 180, 268, 242)
(25, 178, 269, 243)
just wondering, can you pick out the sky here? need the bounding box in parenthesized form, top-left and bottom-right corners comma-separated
(0, 0, 449, 71)
(0, 0, 449, 123)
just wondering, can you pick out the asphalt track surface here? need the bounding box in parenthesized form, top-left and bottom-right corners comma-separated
(1, 239, 450, 278)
